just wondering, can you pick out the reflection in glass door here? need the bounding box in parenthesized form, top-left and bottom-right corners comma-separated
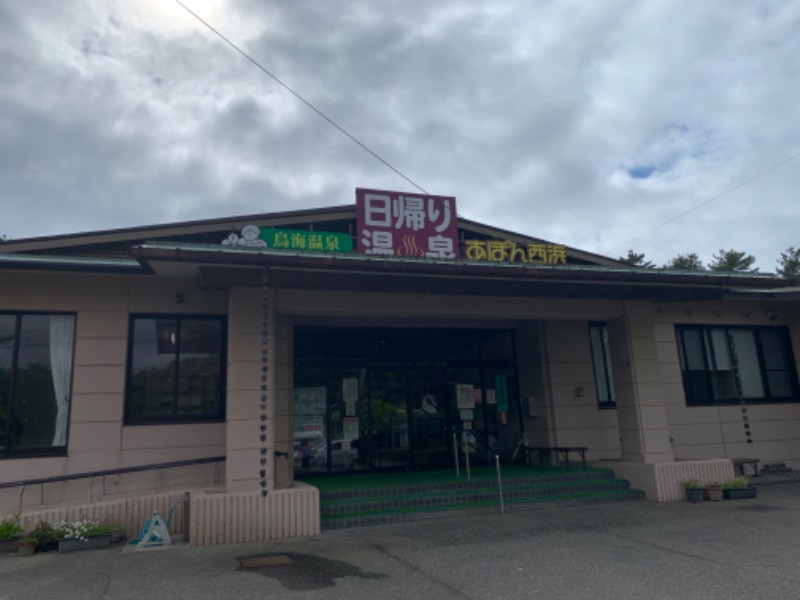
(368, 368, 410, 469)
(409, 366, 451, 469)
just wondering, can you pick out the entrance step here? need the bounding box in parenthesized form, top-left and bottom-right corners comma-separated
(762, 462, 792, 473)
(305, 467, 645, 531)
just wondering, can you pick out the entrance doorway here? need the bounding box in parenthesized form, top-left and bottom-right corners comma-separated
(293, 326, 521, 475)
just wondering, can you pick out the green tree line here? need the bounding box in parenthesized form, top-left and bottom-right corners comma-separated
(618, 247, 800, 282)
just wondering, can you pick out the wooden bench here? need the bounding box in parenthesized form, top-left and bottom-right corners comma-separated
(526, 446, 588, 469)
(732, 457, 760, 477)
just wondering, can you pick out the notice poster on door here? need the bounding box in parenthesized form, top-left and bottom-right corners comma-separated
(343, 417, 359, 441)
(343, 378, 358, 404)
(473, 388, 483, 405)
(294, 387, 326, 415)
(459, 409, 473, 421)
(456, 384, 474, 409)
(486, 389, 497, 405)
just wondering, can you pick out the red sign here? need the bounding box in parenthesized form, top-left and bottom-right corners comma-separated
(356, 188, 459, 259)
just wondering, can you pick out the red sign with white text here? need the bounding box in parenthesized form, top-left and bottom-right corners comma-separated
(356, 188, 459, 259)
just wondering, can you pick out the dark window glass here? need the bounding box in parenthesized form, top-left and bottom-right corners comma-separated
(126, 315, 225, 423)
(0, 313, 75, 456)
(589, 323, 615, 408)
(676, 325, 799, 406)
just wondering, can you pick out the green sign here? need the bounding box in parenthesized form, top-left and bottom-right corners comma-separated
(495, 375, 509, 412)
(260, 228, 352, 253)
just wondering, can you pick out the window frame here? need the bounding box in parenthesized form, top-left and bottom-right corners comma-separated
(0, 310, 76, 458)
(588, 322, 616, 409)
(675, 324, 800, 407)
(124, 313, 227, 425)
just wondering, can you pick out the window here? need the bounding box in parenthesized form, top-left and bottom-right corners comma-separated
(676, 325, 799, 406)
(0, 313, 75, 456)
(126, 315, 226, 424)
(589, 322, 616, 408)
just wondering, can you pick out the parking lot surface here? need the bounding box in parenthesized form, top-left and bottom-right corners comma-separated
(2, 482, 799, 600)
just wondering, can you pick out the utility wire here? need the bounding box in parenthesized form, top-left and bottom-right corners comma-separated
(173, 0, 429, 195)
(609, 151, 800, 253)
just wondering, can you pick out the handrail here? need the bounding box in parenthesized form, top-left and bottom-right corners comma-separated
(0, 455, 225, 490)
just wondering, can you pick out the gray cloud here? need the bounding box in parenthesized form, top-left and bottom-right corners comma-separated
(0, 0, 797, 271)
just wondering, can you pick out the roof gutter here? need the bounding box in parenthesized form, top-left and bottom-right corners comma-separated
(0, 253, 146, 274)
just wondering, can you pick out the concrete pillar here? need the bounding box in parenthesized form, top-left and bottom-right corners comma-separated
(608, 302, 674, 463)
(225, 287, 276, 493)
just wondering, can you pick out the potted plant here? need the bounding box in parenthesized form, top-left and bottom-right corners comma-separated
(722, 476, 758, 499)
(52, 519, 115, 553)
(704, 481, 724, 502)
(682, 479, 704, 503)
(29, 522, 58, 552)
(0, 515, 25, 552)
(16, 536, 37, 557)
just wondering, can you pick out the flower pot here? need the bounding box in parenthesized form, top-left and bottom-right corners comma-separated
(704, 487, 724, 502)
(0, 538, 20, 553)
(723, 486, 758, 500)
(17, 540, 36, 557)
(685, 488, 704, 503)
(58, 534, 112, 553)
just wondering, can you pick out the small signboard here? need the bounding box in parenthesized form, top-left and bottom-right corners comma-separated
(343, 378, 358, 404)
(495, 376, 509, 412)
(343, 417, 359, 441)
(456, 384, 474, 409)
(222, 225, 352, 252)
(294, 387, 326, 415)
(356, 188, 459, 259)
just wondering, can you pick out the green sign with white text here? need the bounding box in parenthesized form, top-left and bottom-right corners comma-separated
(260, 228, 352, 252)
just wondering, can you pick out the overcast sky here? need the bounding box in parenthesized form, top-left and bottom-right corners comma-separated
(1, 0, 798, 270)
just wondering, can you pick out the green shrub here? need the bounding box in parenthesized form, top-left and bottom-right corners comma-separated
(722, 476, 749, 490)
(0, 516, 24, 541)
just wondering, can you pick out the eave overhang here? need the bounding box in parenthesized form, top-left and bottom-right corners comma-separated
(131, 243, 794, 302)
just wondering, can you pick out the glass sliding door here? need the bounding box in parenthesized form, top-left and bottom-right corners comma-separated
(293, 326, 523, 474)
(368, 368, 410, 469)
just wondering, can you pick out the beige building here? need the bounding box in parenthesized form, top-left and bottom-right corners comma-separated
(1, 198, 799, 544)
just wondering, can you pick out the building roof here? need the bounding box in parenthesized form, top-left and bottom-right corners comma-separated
(1, 204, 794, 302)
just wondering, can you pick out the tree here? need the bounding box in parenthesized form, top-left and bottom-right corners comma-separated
(664, 253, 703, 270)
(708, 249, 758, 273)
(776, 246, 800, 282)
(618, 249, 655, 268)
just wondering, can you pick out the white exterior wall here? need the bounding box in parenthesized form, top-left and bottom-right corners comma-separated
(540, 320, 622, 460)
(0, 270, 227, 512)
(654, 300, 800, 468)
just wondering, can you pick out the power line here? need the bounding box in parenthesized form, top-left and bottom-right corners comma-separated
(173, 0, 429, 195)
(609, 151, 800, 253)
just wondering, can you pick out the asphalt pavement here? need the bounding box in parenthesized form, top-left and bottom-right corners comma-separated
(2, 482, 799, 600)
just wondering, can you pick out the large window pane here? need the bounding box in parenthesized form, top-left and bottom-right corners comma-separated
(0, 313, 75, 455)
(126, 315, 225, 423)
(13, 316, 58, 448)
(730, 329, 765, 399)
(129, 318, 177, 418)
(589, 324, 615, 407)
(177, 319, 223, 417)
(760, 328, 797, 398)
(677, 324, 798, 406)
(0, 315, 16, 451)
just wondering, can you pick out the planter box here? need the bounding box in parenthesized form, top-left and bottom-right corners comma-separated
(58, 535, 112, 553)
(685, 488, 704, 503)
(723, 486, 758, 500)
(0, 539, 20, 553)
